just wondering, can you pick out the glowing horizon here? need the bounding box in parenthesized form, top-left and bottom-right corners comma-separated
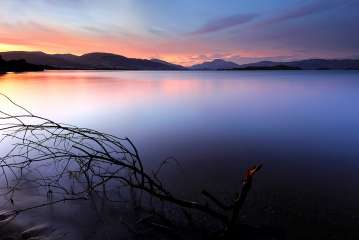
(0, 0, 358, 66)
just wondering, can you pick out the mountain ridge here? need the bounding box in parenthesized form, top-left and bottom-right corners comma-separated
(1, 51, 359, 70)
(0, 51, 184, 70)
(190, 59, 240, 70)
(241, 59, 359, 70)
(0, 55, 45, 73)
(150, 58, 187, 70)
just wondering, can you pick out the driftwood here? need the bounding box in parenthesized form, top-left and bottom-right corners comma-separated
(0, 93, 262, 237)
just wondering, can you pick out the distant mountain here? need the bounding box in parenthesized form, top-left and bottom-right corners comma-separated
(241, 59, 359, 70)
(0, 51, 185, 70)
(0, 52, 84, 69)
(0, 55, 45, 73)
(150, 58, 187, 70)
(2, 52, 359, 71)
(190, 59, 240, 70)
(191, 58, 359, 70)
(231, 65, 301, 71)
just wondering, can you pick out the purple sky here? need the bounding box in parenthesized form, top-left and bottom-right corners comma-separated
(0, 0, 358, 65)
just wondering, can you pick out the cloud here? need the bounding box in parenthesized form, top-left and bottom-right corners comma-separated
(181, 52, 299, 65)
(80, 24, 138, 39)
(148, 26, 169, 36)
(227, 55, 298, 65)
(0, 21, 136, 54)
(191, 13, 257, 35)
(263, 0, 355, 25)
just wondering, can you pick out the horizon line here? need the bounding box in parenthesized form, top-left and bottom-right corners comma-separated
(1, 50, 359, 67)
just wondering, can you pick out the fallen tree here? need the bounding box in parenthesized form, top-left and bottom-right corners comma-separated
(0, 93, 262, 238)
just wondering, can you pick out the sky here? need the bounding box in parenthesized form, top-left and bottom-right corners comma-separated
(0, 0, 358, 66)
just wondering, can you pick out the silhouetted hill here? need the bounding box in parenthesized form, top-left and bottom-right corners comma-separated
(0, 51, 185, 70)
(0, 52, 85, 69)
(190, 59, 240, 70)
(230, 65, 301, 71)
(79, 53, 184, 70)
(3, 52, 358, 71)
(191, 58, 359, 70)
(241, 59, 359, 70)
(0, 55, 45, 73)
(150, 58, 187, 70)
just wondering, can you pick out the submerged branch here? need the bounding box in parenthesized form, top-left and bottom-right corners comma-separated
(0, 93, 262, 236)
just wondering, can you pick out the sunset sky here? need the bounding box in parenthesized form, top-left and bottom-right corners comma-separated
(0, 0, 358, 66)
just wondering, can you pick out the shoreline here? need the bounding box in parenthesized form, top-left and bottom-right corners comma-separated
(2, 69, 359, 74)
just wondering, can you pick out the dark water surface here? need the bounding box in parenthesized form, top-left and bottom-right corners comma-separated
(1, 70, 359, 239)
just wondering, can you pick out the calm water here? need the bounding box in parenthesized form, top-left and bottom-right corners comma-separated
(1, 70, 359, 239)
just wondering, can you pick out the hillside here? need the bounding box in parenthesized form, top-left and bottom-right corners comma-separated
(241, 59, 359, 70)
(0, 51, 185, 70)
(190, 59, 240, 70)
(0, 55, 45, 72)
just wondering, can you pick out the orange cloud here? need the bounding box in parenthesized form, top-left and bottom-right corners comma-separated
(0, 21, 294, 66)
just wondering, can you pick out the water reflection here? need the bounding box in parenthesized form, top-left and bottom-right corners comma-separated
(1, 70, 359, 239)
